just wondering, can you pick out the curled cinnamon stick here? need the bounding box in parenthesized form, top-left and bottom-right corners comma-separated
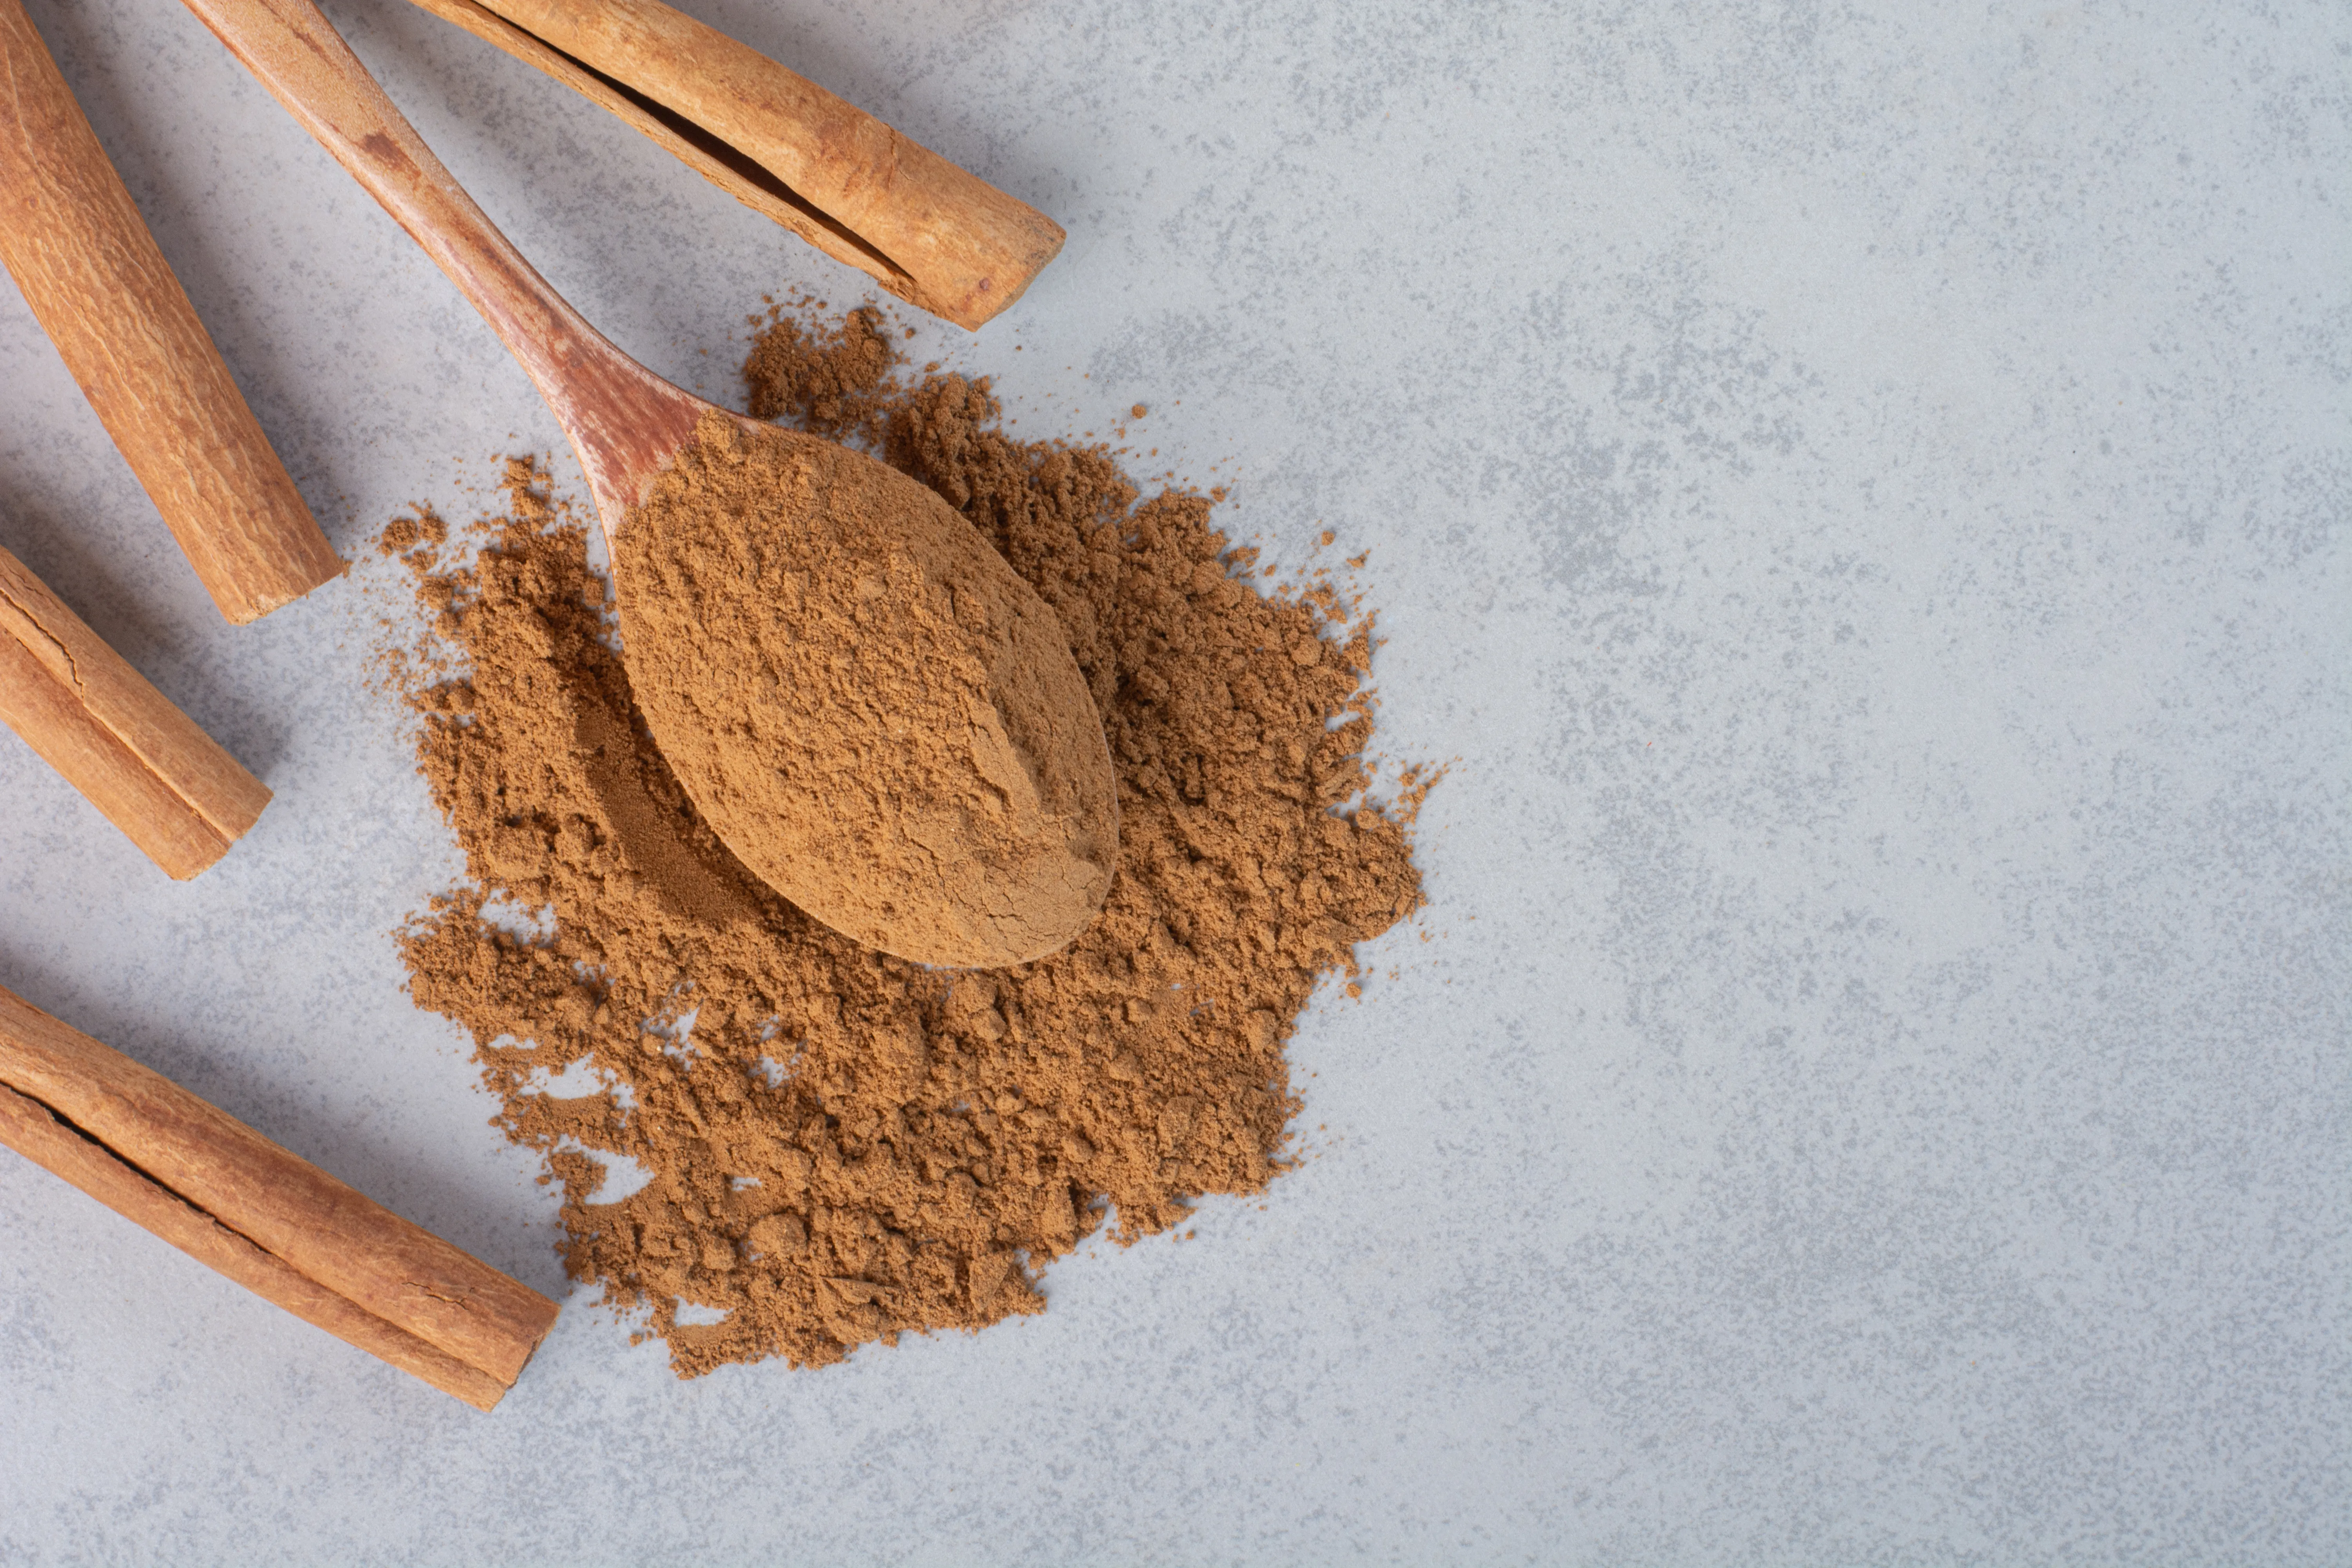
(0, 982, 559, 1410)
(400, 0, 1064, 328)
(0, 0, 342, 623)
(0, 544, 269, 878)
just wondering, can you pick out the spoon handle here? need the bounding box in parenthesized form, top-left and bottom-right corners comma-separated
(177, 0, 697, 510)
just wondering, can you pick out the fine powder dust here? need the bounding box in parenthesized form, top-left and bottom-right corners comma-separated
(382, 309, 1425, 1374)
(613, 412, 1118, 968)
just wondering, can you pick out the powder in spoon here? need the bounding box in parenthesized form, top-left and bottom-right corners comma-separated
(612, 412, 1118, 967)
(381, 312, 1426, 1374)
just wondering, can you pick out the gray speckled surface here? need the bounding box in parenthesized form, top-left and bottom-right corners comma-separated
(0, 0, 2344, 1561)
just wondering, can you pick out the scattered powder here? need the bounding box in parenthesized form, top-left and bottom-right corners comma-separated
(375, 508, 446, 556)
(741, 303, 895, 434)
(613, 412, 1118, 967)
(382, 310, 1425, 1376)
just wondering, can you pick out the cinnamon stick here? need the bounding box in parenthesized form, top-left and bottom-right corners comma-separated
(401, 0, 1064, 329)
(0, 982, 559, 1410)
(0, 0, 343, 623)
(0, 544, 269, 878)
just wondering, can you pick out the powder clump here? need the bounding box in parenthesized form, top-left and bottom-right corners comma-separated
(741, 302, 895, 435)
(386, 311, 1425, 1376)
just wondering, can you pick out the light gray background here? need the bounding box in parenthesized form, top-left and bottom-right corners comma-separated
(0, 0, 2344, 1561)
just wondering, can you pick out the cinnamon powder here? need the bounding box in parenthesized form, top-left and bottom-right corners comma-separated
(382, 309, 1424, 1375)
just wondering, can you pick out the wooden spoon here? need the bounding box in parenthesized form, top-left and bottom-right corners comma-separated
(178, 0, 1116, 967)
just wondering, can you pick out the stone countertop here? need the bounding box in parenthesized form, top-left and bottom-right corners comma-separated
(0, 0, 2343, 1561)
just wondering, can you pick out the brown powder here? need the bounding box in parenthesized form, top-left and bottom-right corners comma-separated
(383, 310, 1425, 1376)
(741, 303, 896, 435)
(613, 413, 1118, 967)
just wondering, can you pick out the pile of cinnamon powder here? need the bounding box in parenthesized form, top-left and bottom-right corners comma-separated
(381, 307, 1424, 1375)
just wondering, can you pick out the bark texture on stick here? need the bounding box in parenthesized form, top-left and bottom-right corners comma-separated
(0, 544, 269, 878)
(0, 0, 341, 623)
(406, 0, 1063, 328)
(0, 983, 559, 1409)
